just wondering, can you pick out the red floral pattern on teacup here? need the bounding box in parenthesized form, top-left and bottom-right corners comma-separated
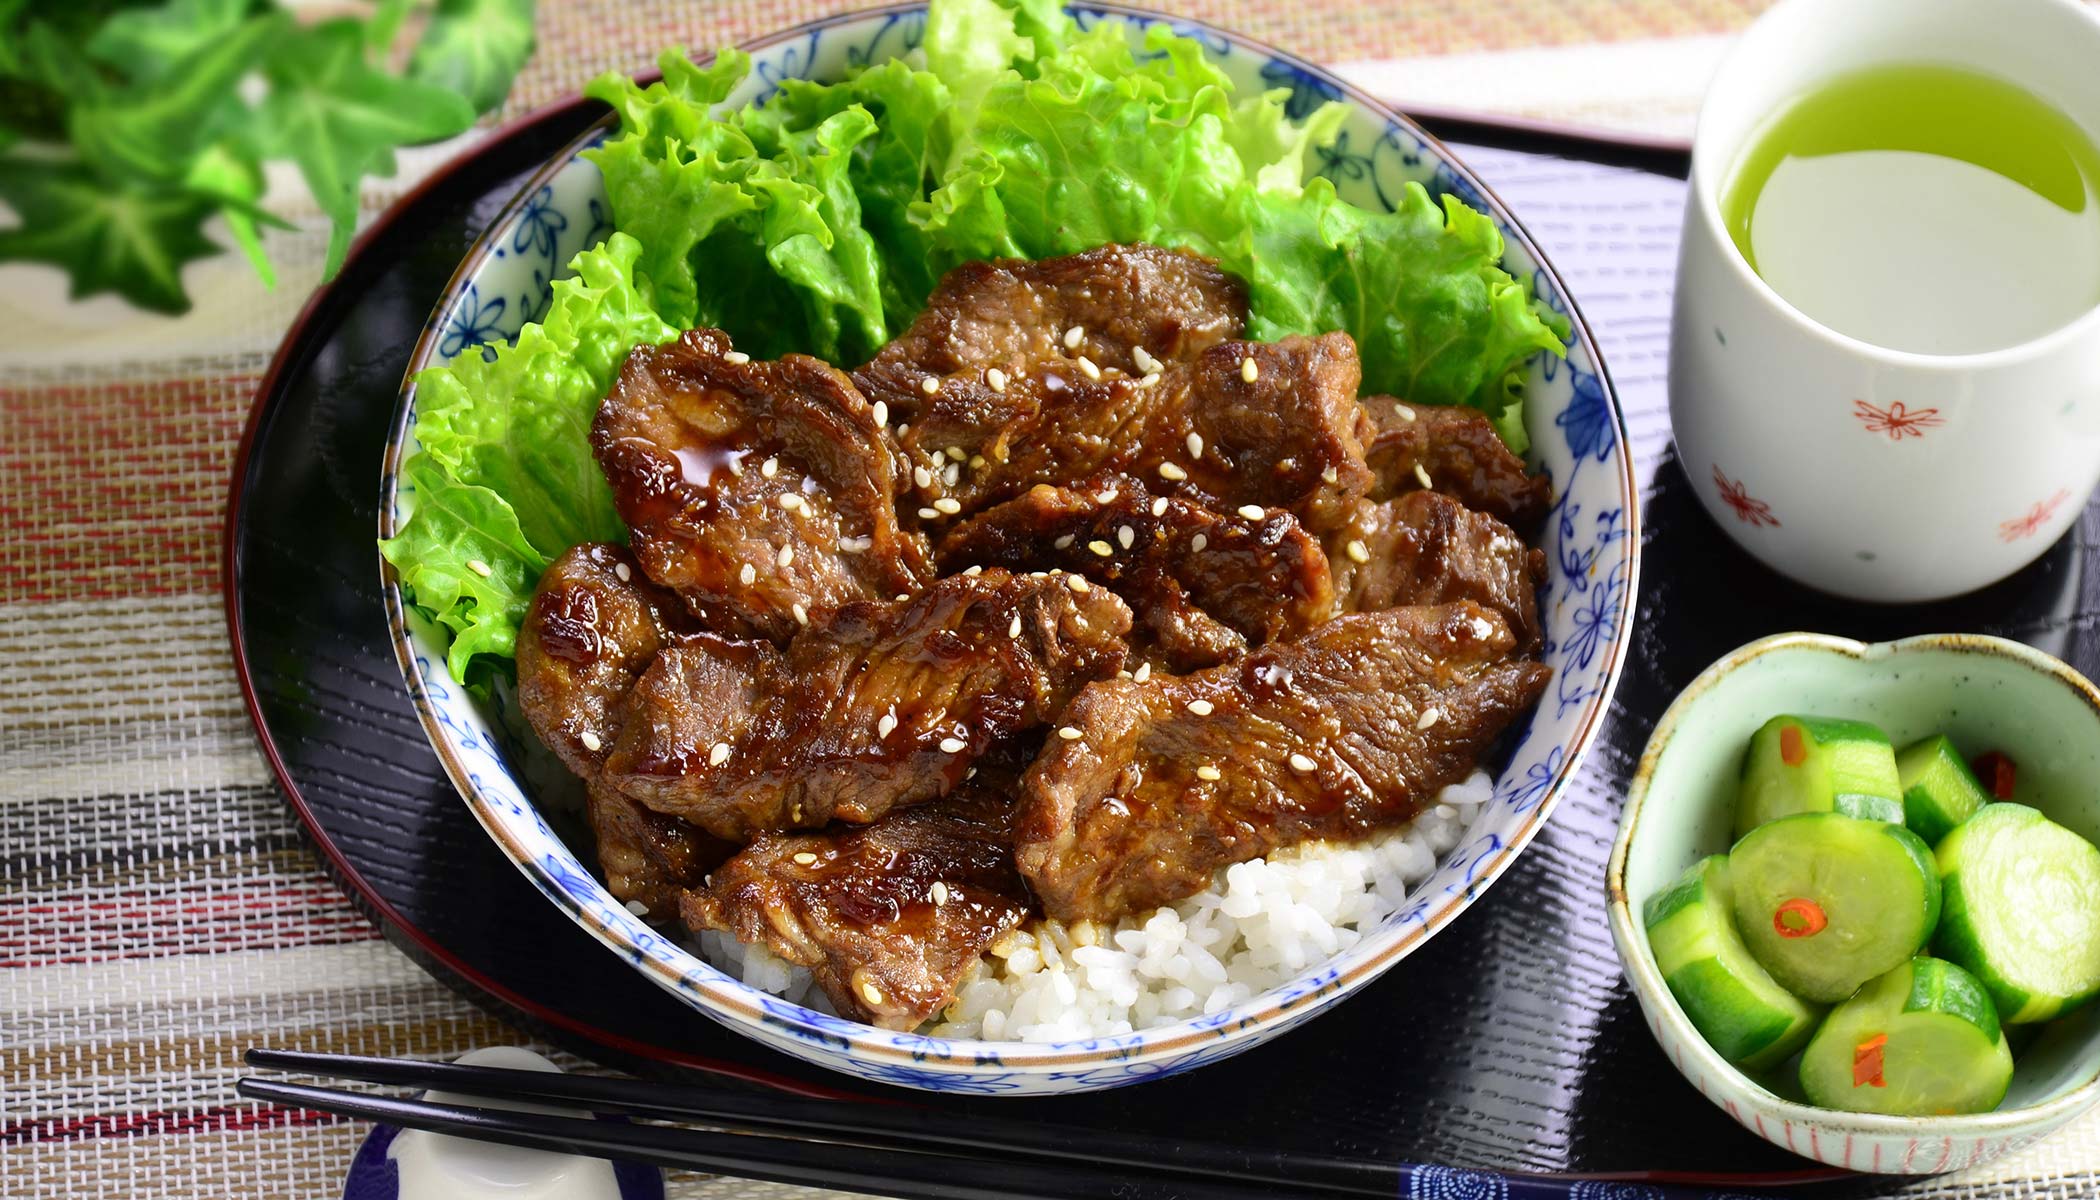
(1712, 465, 1780, 528)
(1853, 399, 1944, 441)
(1999, 489, 2072, 542)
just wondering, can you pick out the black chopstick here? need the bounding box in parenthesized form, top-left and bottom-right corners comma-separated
(234, 1076, 1350, 1200)
(243, 1048, 1393, 1197)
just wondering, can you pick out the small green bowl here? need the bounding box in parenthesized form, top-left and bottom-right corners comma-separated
(1607, 632, 2100, 1173)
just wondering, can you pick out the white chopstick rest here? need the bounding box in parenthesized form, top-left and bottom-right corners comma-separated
(342, 1048, 662, 1200)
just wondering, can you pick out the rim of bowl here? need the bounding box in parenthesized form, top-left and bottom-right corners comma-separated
(377, 0, 1642, 1074)
(1606, 630, 2100, 1133)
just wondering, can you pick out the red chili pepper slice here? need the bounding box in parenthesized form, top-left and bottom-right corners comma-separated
(1773, 897, 1827, 939)
(1854, 1033, 1888, 1088)
(1971, 751, 2017, 800)
(1780, 724, 1806, 766)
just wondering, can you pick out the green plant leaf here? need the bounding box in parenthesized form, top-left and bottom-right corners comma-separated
(409, 0, 535, 115)
(0, 158, 219, 313)
(253, 19, 476, 275)
(366, 0, 420, 52)
(69, 12, 283, 184)
(86, 0, 254, 81)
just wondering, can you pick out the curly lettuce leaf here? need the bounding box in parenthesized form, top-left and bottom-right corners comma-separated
(381, 233, 676, 679)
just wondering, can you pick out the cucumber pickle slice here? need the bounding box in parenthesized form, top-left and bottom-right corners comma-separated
(1730, 813, 1942, 1003)
(1800, 957, 2012, 1115)
(1896, 735, 1991, 847)
(1644, 855, 1822, 1070)
(1935, 803, 2100, 1023)
(1737, 715, 1903, 841)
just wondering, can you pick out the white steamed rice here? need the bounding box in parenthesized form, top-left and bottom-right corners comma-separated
(695, 769, 1493, 1043)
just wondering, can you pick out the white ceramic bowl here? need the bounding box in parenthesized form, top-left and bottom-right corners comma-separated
(1609, 632, 2100, 1171)
(379, 2, 1640, 1094)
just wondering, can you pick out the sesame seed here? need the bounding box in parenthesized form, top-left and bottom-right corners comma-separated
(869, 399, 888, 426)
(740, 562, 756, 586)
(728, 457, 744, 477)
(1394, 402, 1417, 422)
(1096, 487, 1119, 504)
(943, 463, 960, 487)
(939, 736, 967, 753)
(964, 564, 984, 576)
(1191, 533, 1208, 552)
(625, 900, 650, 916)
(778, 493, 804, 511)
(1321, 465, 1340, 484)
(723, 350, 751, 365)
(895, 593, 910, 602)
(1240, 356, 1259, 382)
(1117, 525, 1135, 550)
(1289, 752, 1317, 773)
(931, 881, 949, 905)
(861, 980, 885, 1006)
(921, 376, 940, 395)
(1186, 432, 1204, 459)
(466, 559, 492, 578)
(1054, 534, 1075, 549)
(878, 712, 897, 738)
(613, 562, 632, 582)
(1196, 764, 1222, 781)
(1009, 613, 1022, 638)
(1063, 324, 1085, 350)
(1346, 539, 1370, 564)
(1057, 726, 1083, 741)
(777, 546, 794, 568)
(580, 730, 602, 753)
(789, 852, 819, 868)
(986, 368, 1008, 393)
(1134, 662, 1151, 683)
(897, 423, 909, 435)
(918, 507, 939, 520)
(709, 742, 732, 766)
(1076, 355, 1102, 381)
(1151, 497, 1169, 517)
(1067, 575, 1090, 594)
(1137, 372, 1161, 389)
(1088, 540, 1113, 557)
(1132, 346, 1160, 374)
(792, 602, 808, 626)
(1237, 504, 1265, 520)
(761, 457, 779, 478)
(914, 465, 934, 489)
(934, 497, 962, 514)
(946, 446, 966, 462)
(1413, 462, 1434, 490)
(1417, 707, 1441, 730)
(1158, 462, 1188, 482)
(969, 455, 987, 470)
(1186, 699, 1214, 716)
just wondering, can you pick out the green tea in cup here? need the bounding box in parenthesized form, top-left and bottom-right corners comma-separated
(1719, 63, 2100, 355)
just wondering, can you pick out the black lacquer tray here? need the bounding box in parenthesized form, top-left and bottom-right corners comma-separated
(224, 95, 2098, 1192)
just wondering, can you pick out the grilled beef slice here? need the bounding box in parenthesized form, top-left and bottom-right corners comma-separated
(594, 328, 933, 642)
(680, 779, 1029, 1031)
(1014, 602, 1551, 921)
(1355, 397, 1552, 528)
(1328, 491, 1546, 648)
(939, 476, 1334, 671)
(604, 569, 1131, 840)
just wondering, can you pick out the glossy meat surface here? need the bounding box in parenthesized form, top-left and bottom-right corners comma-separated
(1328, 491, 1546, 648)
(604, 570, 1131, 839)
(893, 333, 1373, 533)
(680, 780, 1029, 1030)
(1355, 397, 1552, 528)
(939, 477, 1334, 671)
(1015, 603, 1552, 921)
(594, 328, 932, 642)
(853, 243, 1248, 425)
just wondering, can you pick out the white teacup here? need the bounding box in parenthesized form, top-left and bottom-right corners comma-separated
(1669, 0, 2100, 602)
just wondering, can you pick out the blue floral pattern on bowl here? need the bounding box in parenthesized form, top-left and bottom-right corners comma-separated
(377, 1, 1640, 1095)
